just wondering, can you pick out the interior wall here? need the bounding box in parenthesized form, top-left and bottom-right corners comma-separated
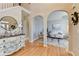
(0, 3, 13, 9)
(48, 20, 68, 34)
(69, 4, 79, 55)
(22, 12, 29, 39)
(21, 3, 30, 10)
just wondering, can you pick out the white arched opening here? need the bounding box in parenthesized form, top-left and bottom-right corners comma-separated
(32, 15, 44, 42)
(47, 10, 69, 48)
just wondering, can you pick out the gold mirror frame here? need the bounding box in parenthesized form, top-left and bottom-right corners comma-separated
(0, 16, 18, 31)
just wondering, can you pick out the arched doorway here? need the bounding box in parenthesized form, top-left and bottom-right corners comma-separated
(33, 15, 44, 43)
(47, 10, 69, 48)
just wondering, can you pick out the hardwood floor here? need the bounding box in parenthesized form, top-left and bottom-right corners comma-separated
(11, 39, 73, 56)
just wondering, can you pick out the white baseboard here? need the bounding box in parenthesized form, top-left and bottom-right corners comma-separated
(29, 37, 39, 43)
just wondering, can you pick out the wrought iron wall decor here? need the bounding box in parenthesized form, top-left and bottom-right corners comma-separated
(19, 3, 21, 6)
(71, 4, 79, 25)
(71, 11, 79, 25)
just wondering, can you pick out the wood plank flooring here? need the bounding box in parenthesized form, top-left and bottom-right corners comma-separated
(11, 39, 73, 56)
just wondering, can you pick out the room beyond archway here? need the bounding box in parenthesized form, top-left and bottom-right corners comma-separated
(33, 15, 44, 43)
(47, 10, 69, 48)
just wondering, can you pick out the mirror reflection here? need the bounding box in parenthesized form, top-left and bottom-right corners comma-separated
(0, 16, 17, 31)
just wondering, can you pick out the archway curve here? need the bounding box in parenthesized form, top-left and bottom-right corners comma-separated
(32, 15, 44, 41)
(47, 10, 69, 48)
(33, 15, 44, 21)
(47, 10, 69, 18)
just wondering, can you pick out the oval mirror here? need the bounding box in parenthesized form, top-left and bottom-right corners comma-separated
(0, 16, 17, 31)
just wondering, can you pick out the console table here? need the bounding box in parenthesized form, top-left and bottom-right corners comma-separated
(47, 35, 67, 44)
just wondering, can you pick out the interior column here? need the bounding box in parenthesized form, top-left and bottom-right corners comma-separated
(43, 17, 47, 47)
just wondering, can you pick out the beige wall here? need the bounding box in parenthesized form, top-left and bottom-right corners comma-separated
(69, 4, 79, 55)
(0, 3, 28, 9)
(29, 3, 72, 16)
(21, 3, 30, 10)
(0, 3, 13, 9)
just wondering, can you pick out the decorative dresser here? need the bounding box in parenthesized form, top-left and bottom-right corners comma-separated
(0, 34, 25, 55)
(0, 6, 30, 55)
